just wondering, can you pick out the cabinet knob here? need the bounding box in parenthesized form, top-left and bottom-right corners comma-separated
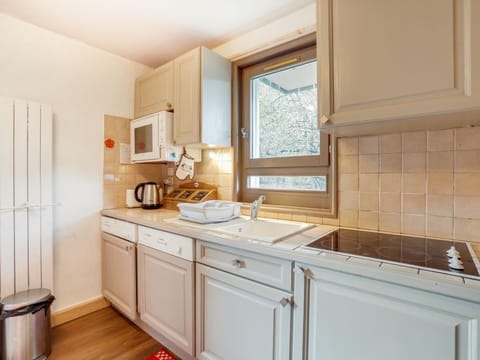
(319, 114, 330, 125)
(166, 102, 172, 109)
(231, 259, 244, 269)
(280, 297, 292, 308)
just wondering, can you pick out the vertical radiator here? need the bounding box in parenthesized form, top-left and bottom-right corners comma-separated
(0, 97, 53, 299)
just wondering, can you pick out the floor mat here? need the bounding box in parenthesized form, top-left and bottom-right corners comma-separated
(146, 348, 177, 360)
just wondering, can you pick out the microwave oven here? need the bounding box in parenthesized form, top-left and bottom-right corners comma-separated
(130, 111, 180, 162)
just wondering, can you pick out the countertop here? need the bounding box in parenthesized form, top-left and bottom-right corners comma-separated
(101, 207, 480, 303)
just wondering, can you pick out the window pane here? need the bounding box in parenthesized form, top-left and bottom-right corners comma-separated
(251, 60, 319, 159)
(247, 175, 326, 192)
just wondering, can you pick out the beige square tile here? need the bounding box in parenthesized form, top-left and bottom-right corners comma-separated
(427, 195, 453, 217)
(403, 173, 426, 194)
(403, 131, 426, 153)
(359, 173, 379, 192)
(359, 192, 379, 211)
(427, 129, 454, 151)
(454, 173, 480, 196)
(339, 155, 358, 174)
(278, 212, 293, 221)
(380, 134, 402, 153)
(427, 151, 453, 172)
(455, 127, 480, 150)
(454, 218, 480, 241)
(338, 137, 358, 155)
(292, 214, 307, 222)
(306, 216, 323, 224)
(339, 191, 359, 210)
(404, 152, 426, 173)
(358, 136, 379, 154)
(455, 150, 480, 172)
(379, 212, 401, 233)
(427, 215, 453, 239)
(323, 217, 340, 226)
(359, 211, 379, 230)
(339, 173, 359, 191)
(380, 153, 402, 173)
(218, 187, 233, 201)
(402, 214, 425, 236)
(380, 193, 401, 213)
(359, 154, 379, 173)
(454, 196, 480, 219)
(339, 209, 358, 228)
(427, 173, 454, 195)
(380, 173, 402, 193)
(403, 194, 426, 215)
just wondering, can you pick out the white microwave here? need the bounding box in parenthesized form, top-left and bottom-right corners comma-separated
(130, 111, 180, 162)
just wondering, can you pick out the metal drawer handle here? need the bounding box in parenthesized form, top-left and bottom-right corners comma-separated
(299, 266, 314, 280)
(144, 233, 152, 238)
(231, 259, 245, 269)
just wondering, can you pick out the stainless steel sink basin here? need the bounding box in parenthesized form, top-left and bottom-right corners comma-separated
(215, 218, 314, 243)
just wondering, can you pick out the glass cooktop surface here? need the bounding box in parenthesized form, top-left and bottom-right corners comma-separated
(304, 229, 479, 276)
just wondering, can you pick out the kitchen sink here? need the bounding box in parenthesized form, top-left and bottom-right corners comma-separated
(214, 218, 314, 243)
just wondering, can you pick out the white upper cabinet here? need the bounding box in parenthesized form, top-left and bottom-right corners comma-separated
(318, 0, 480, 128)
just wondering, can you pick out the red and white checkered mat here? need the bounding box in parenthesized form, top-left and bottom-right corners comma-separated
(146, 348, 176, 360)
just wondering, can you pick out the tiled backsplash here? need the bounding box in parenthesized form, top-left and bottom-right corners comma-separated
(194, 148, 234, 201)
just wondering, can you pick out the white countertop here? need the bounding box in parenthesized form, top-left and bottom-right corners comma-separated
(101, 207, 480, 303)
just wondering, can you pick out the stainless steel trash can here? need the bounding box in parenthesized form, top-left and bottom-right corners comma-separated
(0, 289, 55, 360)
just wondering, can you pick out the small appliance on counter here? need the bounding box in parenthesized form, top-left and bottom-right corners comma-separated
(135, 182, 162, 209)
(163, 181, 217, 210)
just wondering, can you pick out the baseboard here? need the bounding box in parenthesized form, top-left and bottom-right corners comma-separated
(51, 296, 110, 327)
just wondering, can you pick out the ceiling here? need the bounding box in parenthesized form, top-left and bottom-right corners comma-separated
(0, 0, 315, 67)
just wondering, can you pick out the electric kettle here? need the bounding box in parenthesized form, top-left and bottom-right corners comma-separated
(134, 182, 162, 209)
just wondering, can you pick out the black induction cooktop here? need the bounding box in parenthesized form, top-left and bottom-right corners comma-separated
(304, 228, 479, 276)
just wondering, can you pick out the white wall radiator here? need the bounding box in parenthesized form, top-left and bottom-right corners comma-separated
(0, 97, 53, 299)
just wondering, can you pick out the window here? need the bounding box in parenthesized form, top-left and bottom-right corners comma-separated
(234, 35, 334, 214)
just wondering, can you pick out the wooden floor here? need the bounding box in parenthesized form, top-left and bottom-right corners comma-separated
(50, 307, 174, 360)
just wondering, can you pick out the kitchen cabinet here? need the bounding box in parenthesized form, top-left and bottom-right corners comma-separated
(293, 263, 480, 360)
(173, 47, 231, 146)
(318, 0, 480, 128)
(102, 232, 137, 321)
(137, 244, 195, 356)
(135, 61, 174, 118)
(196, 242, 292, 360)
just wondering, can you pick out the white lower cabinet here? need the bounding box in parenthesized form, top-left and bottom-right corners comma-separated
(293, 263, 480, 360)
(102, 232, 137, 321)
(137, 244, 195, 356)
(196, 263, 292, 360)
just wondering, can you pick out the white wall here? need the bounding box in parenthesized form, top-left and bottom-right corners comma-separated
(0, 14, 150, 310)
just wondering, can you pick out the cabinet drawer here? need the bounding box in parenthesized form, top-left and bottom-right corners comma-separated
(196, 241, 292, 291)
(138, 226, 194, 261)
(101, 216, 137, 243)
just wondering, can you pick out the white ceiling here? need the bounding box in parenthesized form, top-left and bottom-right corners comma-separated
(0, 0, 315, 67)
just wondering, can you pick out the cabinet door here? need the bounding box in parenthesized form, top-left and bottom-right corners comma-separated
(135, 61, 174, 118)
(138, 245, 194, 356)
(294, 264, 480, 360)
(318, 0, 480, 127)
(102, 233, 136, 320)
(196, 263, 291, 360)
(174, 48, 201, 145)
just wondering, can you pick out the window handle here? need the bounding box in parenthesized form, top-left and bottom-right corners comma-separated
(240, 128, 248, 139)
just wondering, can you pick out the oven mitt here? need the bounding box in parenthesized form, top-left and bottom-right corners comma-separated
(175, 153, 195, 180)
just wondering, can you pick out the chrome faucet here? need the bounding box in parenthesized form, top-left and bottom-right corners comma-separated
(250, 195, 266, 221)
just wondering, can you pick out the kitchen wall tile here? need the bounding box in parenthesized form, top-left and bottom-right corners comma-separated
(306, 216, 323, 224)
(380, 193, 401, 213)
(339, 155, 358, 174)
(403, 173, 426, 194)
(379, 212, 401, 233)
(427, 215, 453, 239)
(427, 195, 453, 217)
(339, 173, 359, 191)
(359, 192, 379, 211)
(402, 214, 425, 236)
(427, 173, 454, 195)
(455, 126, 480, 150)
(292, 214, 307, 222)
(338, 137, 358, 155)
(359, 211, 379, 230)
(278, 212, 293, 221)
(454, 196, 480, 219)
(454, 218, 480, 242)
(323, 217, 340, 226)
(380, 153, 402, 173)
(339, 191, 359, 210)
(427, 129, 454, 151)
(358, 136, 379, 154)
(339, 209, 358, 228)
(455, 150, 480, 172)
(427, 151, 453, 172)
(359, 154, 379, 173)
(359, 173, 379, 192)
(454, 173, 480, 196)
(402, 194, 426, 215)
(404, 152, 426, 173)
(380, 173, 402, 193)
(217, 187, 233, 201)
(403, 131, 426, 153)
(380, 134, 402, 153)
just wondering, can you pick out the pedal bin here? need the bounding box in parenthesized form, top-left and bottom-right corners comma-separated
(0, 289, 55, 360)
